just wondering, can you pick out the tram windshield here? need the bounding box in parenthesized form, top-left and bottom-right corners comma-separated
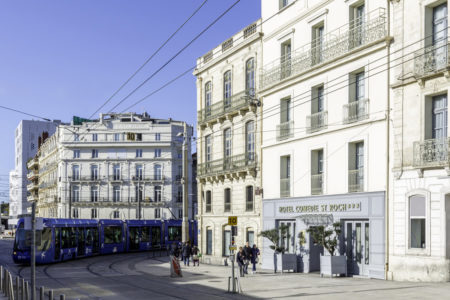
(14, 228, 30, 251)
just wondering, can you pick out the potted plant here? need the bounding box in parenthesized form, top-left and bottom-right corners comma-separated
(306, 222, 346, 277)
(259, 224, 297, 273)
(297, 230, 307, 272)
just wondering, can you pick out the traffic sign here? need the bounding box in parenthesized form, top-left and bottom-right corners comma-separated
(228, 216, 237, 226)
(229, 245, 237, 251)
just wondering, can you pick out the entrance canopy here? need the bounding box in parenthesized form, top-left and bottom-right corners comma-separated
(297, 214, 333, 226)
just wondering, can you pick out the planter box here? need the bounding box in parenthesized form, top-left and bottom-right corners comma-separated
(320, 255, 347, 277)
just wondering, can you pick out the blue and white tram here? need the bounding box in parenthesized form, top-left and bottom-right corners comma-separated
(12, 218, 197, 264)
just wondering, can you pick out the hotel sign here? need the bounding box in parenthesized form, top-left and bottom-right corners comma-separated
(278, 202, 361, 214)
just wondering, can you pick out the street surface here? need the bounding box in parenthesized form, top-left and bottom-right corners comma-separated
(1, 239, 450, 299)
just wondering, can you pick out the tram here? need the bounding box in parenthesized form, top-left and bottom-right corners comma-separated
(12, 218, 197, 264)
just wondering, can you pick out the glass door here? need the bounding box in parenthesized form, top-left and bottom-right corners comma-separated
(345, 220, 370, 276)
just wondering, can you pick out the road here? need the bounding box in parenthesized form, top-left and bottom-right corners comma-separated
(0, 239, 250, 300)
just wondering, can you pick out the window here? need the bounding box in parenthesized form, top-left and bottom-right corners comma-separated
(280, 156, 291, 197)
(355, 71, 365, 101)
(247, 230, 255, 246)
(91, 165, 98, 180)
(205, 190, 212, 212)
(136, 149, 143, 158)
(312, 24, 324, 65)
(92, 149, 98, 158)
(311, 149, 324, 195)
(135, 164, 143, 180)
(432, 94, 448, 139)
(278, 220, 295, 254)
(73, 149, 80, 159)
(136, 133, 142, 141)
(113, 164, 121, 180)
(141, 227, 150, 243)
(91, 208, 97, 219)
(224, 128, 232, 168)
(168, 226, 181, 241)
(155, 133, 161, 141)
(113, 186, 121, 202)
(313, 85, 324, 114)
(224, 188, 231, 212)
(154, 164, 162, 180)
(135, 186, 143, 202)
(113, 211, 120, 219)
(205, 81, 212, 114)
(350, 4, 365, 48)
(224, 71, 232, 108)
(154, 186, 161, 202)
(91, 186, 99, 202)
(154, 148, 161, 158)
(72, 165, 80, 180)
(246, 58, 255, 96)
(104, 226, 122, 243)
(178, 209, 183, 219)
(246, 121, 255, 161)
(155, 208, 161, 219)
(223, 230, 231, 256)
(74, 134, 79, 141)
(72, 208, 79, 219)
(349, 142, 364, 192)
(114, 133, 120, 141)
(280, 97, 291, 124)
(37, 228, 52, 251)
(430, 3, 448, 71)
(205, 135, 212, 162)
(206, 228, 213, 255)
(279, 0, 291, 10)
(246, 186, 254, 211)
(92, 133, 98, 142)
(72, 186, 80, 202)
(410, 195, 426, 249)
(280, 40, 291, 79)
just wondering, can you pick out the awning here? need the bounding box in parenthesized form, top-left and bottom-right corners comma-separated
(297, 214, 333, 226)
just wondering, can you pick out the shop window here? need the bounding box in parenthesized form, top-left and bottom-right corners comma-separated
(410, 195, 426, 249)
(277, 220, 295, 254)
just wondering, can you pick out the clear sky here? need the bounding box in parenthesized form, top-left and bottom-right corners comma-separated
(0, 0, 261, 202)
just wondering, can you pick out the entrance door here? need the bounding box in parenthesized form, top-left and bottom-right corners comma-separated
(308, 228, 324, 272)
(344, 220, 370, 276)
(54, 228, 61, 261)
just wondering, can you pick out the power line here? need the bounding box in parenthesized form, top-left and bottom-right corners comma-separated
(0, 105, 51, 121)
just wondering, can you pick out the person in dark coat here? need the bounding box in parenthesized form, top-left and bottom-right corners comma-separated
(192, 245, 200, 266)
(182, 242, 192, 266)
(243, 242, 252, 274)
(236, 247, 245, 277)
(251, 244, 260, 274)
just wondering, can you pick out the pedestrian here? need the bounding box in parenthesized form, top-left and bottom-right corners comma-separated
(251, 244, 260, 274)
(192, 245, 200, 266)
(182, 242, 192, 266)
(243, 241, 252, 274)
(236, 247, 245, 277)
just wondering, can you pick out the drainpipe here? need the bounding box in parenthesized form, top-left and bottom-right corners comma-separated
(385, 0, 392, 280)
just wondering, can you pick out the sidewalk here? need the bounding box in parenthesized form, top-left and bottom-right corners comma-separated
(138, 258, 450, 299)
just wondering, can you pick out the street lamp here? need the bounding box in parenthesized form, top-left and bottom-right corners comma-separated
(177, 123, 190, 243)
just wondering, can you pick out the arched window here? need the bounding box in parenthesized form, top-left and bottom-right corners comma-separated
(246, 121, 255, 161)
(246, 58, 255, 96)
(224, 71, 232, 107)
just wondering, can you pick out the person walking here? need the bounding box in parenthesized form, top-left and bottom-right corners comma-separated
(251, 244, 260, 274)
(236, 247, 245, 277)
(192, 245, 200, 266)
(182, 242, 192, 266)
(243, 241, 252, 275)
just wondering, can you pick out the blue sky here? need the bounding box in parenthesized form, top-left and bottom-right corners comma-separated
(0, 0, 261, 201)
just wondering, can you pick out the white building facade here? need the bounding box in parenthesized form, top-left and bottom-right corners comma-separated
(194, 21, 263, 264)
(32, 113, 193, 222)
(9, 120, 59, 227)
(260, 0, 391, 279)
(389, 0, 450, 282)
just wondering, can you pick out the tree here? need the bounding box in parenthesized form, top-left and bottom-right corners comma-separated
(306, 222, 341, 256)
(259, 224, 290, 254)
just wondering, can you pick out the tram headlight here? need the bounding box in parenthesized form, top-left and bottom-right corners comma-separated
(13, 251, 16, 255)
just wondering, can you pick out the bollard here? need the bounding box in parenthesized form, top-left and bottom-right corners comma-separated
(59, 294, 65, 300)
(16, 276, 19, 300)
(40, 286, 44, 300)
(21, 278, 24, 300)
(9, 273, 15, 300)
(48, 289, 53, 300)
(0, 265, 3, 293)
(25, 281, 29, 300)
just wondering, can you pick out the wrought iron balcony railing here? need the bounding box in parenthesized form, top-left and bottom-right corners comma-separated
(69, 176, 101, 182)
(280, 178, 290, 198)
(198, 89, 256, 125)
(27, 182, 38, 191)
(343, 98, 369, 124)
(27, 170, 39, 181)
(27, 158, 39, 169)
(413, 138, 450, 168)
(306, 111, 328, 133)
(198, 153, 257, 177)
(39, 181, 57, 190)
(260, 8, 387, 89)
(131, 175, 165, 182)
(414, 42, 450, 78)
(348, 168, 364, 193)
(277, 121, 294, 141)
(311, 174, 323, 195)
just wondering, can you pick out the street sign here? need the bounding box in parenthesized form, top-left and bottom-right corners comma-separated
(229, 245, 237, 251)
(228, 216, 237, 226)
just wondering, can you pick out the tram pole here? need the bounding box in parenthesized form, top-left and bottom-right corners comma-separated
(181, 122, 189, 243)
(31, 201, 36, 300)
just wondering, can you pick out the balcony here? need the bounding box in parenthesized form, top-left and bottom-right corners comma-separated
(306, 111, 328, 133)
(109, 175, 123, 182)
(348, 168, 364, 193)
(276, 121, 294, 141)
(27, 170, 39, 181)
(197, 153, 257, 180)
(131, 175, 165, 183)
(69, 176, 101, 183)
(27, 158, 38, 169)
(311, 174, 323, 195)
(414, 43, 450, 79)
(343, 99, 369, 124)
(27, 182, 38, 192)
(39, 181, 57, 190)
(198, 89, 257, 127)
(413, 138, 449, 168)
(260, 8, 387, 90)
(280, 178, 290, 198)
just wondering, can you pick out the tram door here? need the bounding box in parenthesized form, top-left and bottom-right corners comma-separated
(345, 220, 370, 276)
(77, 228, 85, 256)
(129, 227, 140, 251)
(54, 228, 61, 260)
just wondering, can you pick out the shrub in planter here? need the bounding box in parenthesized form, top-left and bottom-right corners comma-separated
(259, 225, 290, 273)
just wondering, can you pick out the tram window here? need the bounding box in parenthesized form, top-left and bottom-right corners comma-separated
(168, 226, 182, 241)
(61, 228, 70, 249)
(69, 228, 77, 248)
(151, 227, 161, 246)
(14, 227, 29, 251)
(86, 228, 94, 246)
(104, 226, 122, 244)
(37, 228, 52, 251)
(141, 227, 150, 242)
